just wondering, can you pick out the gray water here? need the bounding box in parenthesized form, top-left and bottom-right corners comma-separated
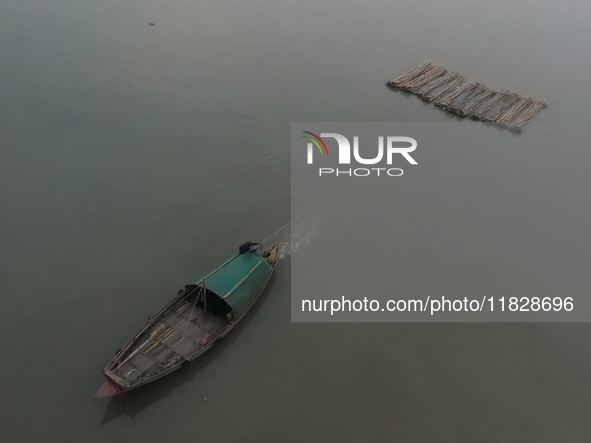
(2, 0, 591, 441)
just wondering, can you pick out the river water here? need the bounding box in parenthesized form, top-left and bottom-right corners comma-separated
(1, 0, 591, 441)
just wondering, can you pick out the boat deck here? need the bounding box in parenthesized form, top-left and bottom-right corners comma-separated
(111, 294, 227, 385)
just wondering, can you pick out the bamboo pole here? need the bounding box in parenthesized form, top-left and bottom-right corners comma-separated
(387, 62, 547, 131)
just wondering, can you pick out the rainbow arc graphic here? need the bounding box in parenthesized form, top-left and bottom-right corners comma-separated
(302, 131, 328, 155)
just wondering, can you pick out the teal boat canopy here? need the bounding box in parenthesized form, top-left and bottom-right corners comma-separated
(203, 250, 271, 316)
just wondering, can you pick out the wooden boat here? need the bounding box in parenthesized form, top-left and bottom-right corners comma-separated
(94, 242, 279, 400)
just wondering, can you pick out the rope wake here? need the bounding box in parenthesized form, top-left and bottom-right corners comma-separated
(262, 178, 354, 244)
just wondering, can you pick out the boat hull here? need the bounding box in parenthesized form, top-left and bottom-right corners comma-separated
(95, 245, 278, 399)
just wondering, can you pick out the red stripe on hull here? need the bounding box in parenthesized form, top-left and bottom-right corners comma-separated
(94, 379, 124, 400)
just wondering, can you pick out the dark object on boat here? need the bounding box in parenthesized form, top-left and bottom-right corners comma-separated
(239, 241, 261, 255)
(387, 61, 547, 131)
(94, 243, 279, 400)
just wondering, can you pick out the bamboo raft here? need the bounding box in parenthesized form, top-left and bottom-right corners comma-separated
(387, 61, 547, 131)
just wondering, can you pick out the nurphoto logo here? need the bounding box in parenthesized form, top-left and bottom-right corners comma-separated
(303, 131, 417, 177)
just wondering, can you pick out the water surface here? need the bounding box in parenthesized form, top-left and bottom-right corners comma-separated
(1, 0, 591, 441)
